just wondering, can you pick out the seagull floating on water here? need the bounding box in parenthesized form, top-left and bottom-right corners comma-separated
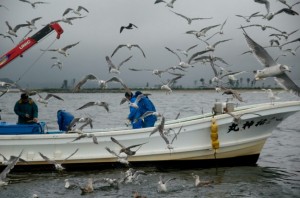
(157, 175, 176, 192)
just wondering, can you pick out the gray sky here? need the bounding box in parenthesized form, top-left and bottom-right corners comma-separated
(0, 0, 299, 89)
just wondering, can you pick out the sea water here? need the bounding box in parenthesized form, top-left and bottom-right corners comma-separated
(0, 90, 299, 197)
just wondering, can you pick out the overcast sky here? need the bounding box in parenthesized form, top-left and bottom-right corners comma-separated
(0, 0, 299, 89)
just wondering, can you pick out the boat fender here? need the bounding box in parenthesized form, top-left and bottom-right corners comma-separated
(210, 118, 220, 150)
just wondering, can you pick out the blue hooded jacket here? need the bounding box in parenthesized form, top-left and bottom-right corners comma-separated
(134, 92, 157, 128)
(127, 96, 143, 129)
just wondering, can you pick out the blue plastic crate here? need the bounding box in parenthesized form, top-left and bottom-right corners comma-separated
(0, 122, 46, 135)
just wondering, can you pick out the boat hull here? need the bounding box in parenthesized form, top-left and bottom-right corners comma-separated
(0, 101, 299, 168)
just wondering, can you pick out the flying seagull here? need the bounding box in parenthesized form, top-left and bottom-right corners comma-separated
(63, 6, 89, 16)
(36, 93, 64, 106)
(39, 149, 79, 171)
(154, 0, 177, 8)
(110, 137, 147, 156)
(111, 44, 146, 58)
(41, 41, 80, 56)
(19, 0, 49, 8)
(0, 150, 23, 186)
(73, 74, 98, 92)
(5, 21, 30, 37)
(76, 101, 109, 112)
(243, 31, 300, 96)
(120, 23, 138, 33)
(105, 55, 133, 74)
(169, 10, 212, 25)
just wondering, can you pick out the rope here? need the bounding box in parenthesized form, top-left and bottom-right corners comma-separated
(15, 37, 57, 84)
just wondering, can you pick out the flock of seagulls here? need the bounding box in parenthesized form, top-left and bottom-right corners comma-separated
(0, 0, 299, 196)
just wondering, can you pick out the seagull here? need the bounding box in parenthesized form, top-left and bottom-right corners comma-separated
(111, 44, 146, 58)
(280, 37, 300, 48)
(282, 45, 300, 56)
(105, 147, 129, 165)
(0, 153, 27, 165)
(265, 8, 299, 20)
(205, 18, 228, 41)
(157, 175, 176, 192)
(26, 17, 42, 30)
(96, 76, 126, 89)
(176, 44, 198, 57)
(0, 4, 9, 10)
(76, 101, 109, 112)
(239, 24, 282, 33)
(73, 74, 98, 92)
(63, 6, 89, 16)
(269, 29, 299, 41)
(51, 60, 63, 70)
(0, 150, 23, 186)
(120, 93, 144, 108)
(192, 174, 214, 187)
(235, 11, 263, 22)
(149, 116, 171, 147)
(154, 0, 177, 8)
(165, 47, 192, 68)
(19, 0, 49, 8)
(277, 0, 300, 9)
(80, 178, 94, 195)
(222, 87, 244, 102)
(226, 112, 262, 124)
(0, 33, 14, 43)
(129, 68, 169, 78)
(67, 117, 93, 132)
(64, 179, 79, 189)
(169, 10, 212, 25)
(160, 75, 182, 94)
(36, 93, 64, 106)
(71, 132, 98, 144)
(5, 21, 30, 37)
(106, 55, 133, 74)
(199, 38, 232, 51)
(139, 111, 162, 121)
(253, 0, 270, 14)
(38, 148, 79, 171)
(122, 169, 146, 184)
(52, 16, 86, 25)
(261, 88, 281, 104)
(41, 41, 80, 57)
(110, 137, 147, 156)
(243, 31, 300, 96)
(187, 49, 214, 64)
(186, 24, 221, 38)
(120, 23, 138, 33)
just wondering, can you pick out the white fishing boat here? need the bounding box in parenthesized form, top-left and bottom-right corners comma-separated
(0, 100, 299, 169)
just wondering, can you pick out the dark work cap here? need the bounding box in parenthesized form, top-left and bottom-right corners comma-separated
(134, 91, 143, 97)
(125, 92, 133, 98)
(21, 93, 29, 99)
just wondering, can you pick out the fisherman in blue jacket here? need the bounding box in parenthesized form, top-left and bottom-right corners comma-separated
(125, 92, 143, 129)
(134, 91, 157, 128)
